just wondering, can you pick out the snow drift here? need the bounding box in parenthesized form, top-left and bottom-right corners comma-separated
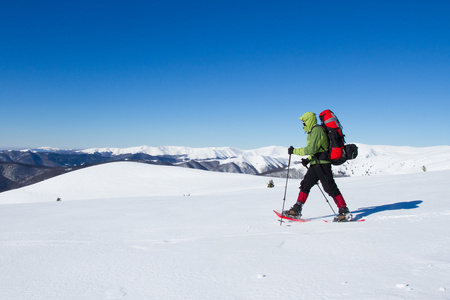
(0, 161, 449, 299)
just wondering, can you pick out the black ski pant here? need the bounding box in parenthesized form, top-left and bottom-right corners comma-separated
(300, 163, 341, 198)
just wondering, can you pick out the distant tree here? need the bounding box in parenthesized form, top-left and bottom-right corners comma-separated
(267, 179, 275, 188)
(422, 165, 427, 172)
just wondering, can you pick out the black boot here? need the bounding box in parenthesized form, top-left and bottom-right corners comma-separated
(283, 202, 303, 217)
(339, 207, 350, 215)
(334, 207, 351, 222)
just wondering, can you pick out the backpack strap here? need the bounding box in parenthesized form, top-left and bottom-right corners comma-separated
(311, 125, 330, 163)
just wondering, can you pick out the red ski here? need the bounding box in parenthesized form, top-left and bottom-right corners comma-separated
(273, 210, 310, 223)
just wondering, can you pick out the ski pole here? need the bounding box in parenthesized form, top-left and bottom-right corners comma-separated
(314, 181, 337, 216)
(279, 153, 292, 226)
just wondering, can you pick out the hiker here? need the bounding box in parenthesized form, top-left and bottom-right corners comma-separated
(285, 111, 350, 221)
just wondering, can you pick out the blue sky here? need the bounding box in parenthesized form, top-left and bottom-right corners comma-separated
(1, 0, 449, 149)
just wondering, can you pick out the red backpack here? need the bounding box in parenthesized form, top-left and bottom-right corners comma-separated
(319, 109, 358, 165)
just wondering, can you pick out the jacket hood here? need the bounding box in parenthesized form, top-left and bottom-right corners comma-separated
(299, 112, 317, 133)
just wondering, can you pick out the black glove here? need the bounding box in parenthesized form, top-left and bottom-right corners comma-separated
(288, 146, 294, 155)
(301, 158, 310, 167)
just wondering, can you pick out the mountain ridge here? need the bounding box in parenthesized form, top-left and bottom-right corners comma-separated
(1, 144, 449, 193)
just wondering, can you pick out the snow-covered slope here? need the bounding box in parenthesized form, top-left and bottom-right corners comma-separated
(0, 162, 449, 299)
(0, 162, 267, 204)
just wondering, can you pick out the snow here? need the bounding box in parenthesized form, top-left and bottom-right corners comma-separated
(1, 161, 450, 299)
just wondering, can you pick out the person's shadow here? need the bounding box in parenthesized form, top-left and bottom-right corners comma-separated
(352, 200, 423, 220)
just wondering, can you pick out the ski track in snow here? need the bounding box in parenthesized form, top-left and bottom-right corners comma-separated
(0, 162, 449, 299)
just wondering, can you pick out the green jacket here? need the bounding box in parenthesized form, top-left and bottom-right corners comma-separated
(293, 112, 330, 165)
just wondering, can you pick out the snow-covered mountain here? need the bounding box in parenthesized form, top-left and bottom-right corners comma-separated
(0, 161, 449, 299)
(2, 144, 450, 194)
(79, 145, 289, 174)
(80, 145, 246, 159)
(78, 143, 450, 176)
